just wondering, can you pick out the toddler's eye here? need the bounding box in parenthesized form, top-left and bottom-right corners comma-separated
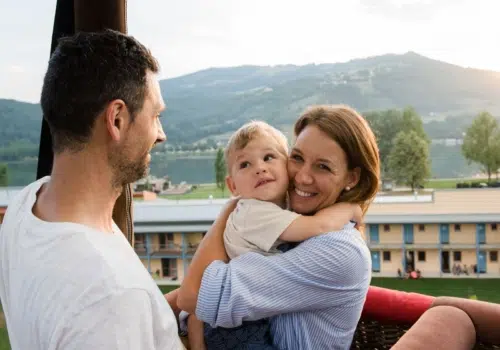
(264, 154, 275, 161)
(239, 161, 250, 169)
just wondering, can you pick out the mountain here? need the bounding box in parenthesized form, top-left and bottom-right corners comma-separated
(4, 51, 500, 146)
(159, 51, 500, 144)
(2, 51, 500, 155)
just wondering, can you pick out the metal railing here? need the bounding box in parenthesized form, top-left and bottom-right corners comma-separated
(133, 242, 200, 256)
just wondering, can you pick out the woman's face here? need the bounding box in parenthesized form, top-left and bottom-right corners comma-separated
(287, 125, 360, 215)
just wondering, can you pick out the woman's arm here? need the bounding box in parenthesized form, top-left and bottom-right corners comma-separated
(191, 228, 371, 328)
(177, 198, 239, 313)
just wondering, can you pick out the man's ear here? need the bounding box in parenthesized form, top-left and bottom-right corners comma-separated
(226, 175, 238, 195)
(104, 99, 128, 142)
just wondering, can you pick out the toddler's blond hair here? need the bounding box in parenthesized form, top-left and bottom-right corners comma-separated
(224, 121, 289, 172)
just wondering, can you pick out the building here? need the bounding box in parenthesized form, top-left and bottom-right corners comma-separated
(130, 189, 500, 280)
(366, 189, 500, 277)
(1, 187, 499, 280)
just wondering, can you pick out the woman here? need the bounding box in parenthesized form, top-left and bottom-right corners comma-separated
(177, 104, 380, 349)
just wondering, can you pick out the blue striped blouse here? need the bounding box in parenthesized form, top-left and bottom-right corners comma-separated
(195, 225, 372, 350)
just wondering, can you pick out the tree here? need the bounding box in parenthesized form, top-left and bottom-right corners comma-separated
(401, 106, 429, 143)
(364, 109, 404, 176)
(462, 111, 500, 182)
(0, 163, 8, 186)
(365, 106, 430, 178)
(214, 148, 227, 193)
(388, 130, 431, 191)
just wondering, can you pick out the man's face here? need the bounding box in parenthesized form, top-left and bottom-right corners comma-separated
(110, 71, 166, 188)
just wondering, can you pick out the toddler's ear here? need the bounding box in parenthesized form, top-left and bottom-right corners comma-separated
(226, 175, 238, 195)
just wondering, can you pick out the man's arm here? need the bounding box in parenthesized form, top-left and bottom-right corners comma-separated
(280, 202, 362, 242)
(194, 229, 371, 328)
(56, 289, 181, 350)
(177, 198, 239, 314)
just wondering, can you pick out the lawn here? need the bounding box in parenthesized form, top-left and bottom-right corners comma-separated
(0, 278, 499, 349)
(370, 277, 500, 303)
(0, 303, 8, 350)
(425, 178, 489, 189)
(159, 278, 500, 304)
(160, 184, 230, 200)
(155, 178, 492, 201)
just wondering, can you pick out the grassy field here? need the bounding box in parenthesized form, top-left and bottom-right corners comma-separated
(0, 302, 8, 350)
(155, 178, 493, 201)
(425, 178, 489, 189)
(160, 184, 230, 200)
(370, 277, 500, 303)
(1, 278, 498, 349)
(159, 278, 500, 303)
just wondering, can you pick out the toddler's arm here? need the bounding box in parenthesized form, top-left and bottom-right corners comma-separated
(280, 202, 362, 242)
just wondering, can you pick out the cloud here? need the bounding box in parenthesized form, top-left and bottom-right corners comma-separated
(6, 65, 25, 74)
(358, 0, 466, 21)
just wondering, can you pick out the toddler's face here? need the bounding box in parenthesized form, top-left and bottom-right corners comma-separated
(226, 136, 289, 207)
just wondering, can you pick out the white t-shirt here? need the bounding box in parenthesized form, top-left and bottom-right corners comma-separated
(0, 176, 184, 350)
(223, 199, 300, 259)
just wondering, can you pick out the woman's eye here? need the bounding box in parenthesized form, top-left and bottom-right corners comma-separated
(318, 163, 331, 171)
(290, 154, 303, 162)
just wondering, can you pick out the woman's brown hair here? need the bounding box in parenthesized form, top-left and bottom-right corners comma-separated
(294, 104, 380, 215)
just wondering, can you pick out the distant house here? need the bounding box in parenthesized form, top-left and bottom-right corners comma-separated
(382, 178, 395, 191)
(133, 176, 171, 194)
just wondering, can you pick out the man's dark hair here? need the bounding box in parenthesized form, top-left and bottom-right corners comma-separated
(40, 29, 159, 153)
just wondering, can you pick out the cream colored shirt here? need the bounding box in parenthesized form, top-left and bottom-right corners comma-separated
(224, 199, 301, 259)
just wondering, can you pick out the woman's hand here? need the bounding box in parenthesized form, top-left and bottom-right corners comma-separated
(164, 288, 181, 319)
(177, 197, 239, 313)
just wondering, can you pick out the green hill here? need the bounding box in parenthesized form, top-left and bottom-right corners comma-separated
(1, 51, 499, 183)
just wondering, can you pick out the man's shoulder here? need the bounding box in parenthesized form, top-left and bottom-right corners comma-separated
(2, 177, 49, 215)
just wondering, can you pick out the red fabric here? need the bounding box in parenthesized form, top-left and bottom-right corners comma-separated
(361, 286, 436, 324)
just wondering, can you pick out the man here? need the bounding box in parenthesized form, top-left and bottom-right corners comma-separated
(0, 30, 184, 349)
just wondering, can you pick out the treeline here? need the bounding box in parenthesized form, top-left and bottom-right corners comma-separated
(363, 107, 500, 189)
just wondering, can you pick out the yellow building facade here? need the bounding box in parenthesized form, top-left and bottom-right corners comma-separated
(1, 187, 499, 280)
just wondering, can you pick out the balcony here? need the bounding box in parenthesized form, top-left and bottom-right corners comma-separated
(134, 242, 183, 257)
(150, 242, 182, 256)
(134, 242, 147, 255)
(186, 243, 200, 255)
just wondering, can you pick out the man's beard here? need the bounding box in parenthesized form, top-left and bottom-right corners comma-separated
(109, 147, 149, 189)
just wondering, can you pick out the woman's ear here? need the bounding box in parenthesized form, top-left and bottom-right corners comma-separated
(225, 175, 238, 195)
(346, 167, 361, 190)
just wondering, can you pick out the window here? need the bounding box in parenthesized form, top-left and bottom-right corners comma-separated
(418, 224, 425, 232)
(383, 251, 391, 261)
(161, 258, 177, 277)
(454, 224, 461, 232)
(418, 251, 426, 261)
(492, 223, 498, 231)
(453, 251, 462, 261)
(383, 224, 390, 232)
(490, 251, 498, 262)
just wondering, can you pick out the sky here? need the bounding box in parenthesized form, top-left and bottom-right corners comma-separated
(0, 0, 499, 103)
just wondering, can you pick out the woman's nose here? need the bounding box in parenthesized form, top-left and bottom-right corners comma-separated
(294, 166, 313, 185)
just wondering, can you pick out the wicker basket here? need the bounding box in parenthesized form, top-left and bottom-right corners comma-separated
(350, 318, 500, 349)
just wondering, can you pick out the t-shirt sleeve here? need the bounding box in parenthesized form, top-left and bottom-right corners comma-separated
(235, 200, 301, 252)
(56, 288, 176, 350)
